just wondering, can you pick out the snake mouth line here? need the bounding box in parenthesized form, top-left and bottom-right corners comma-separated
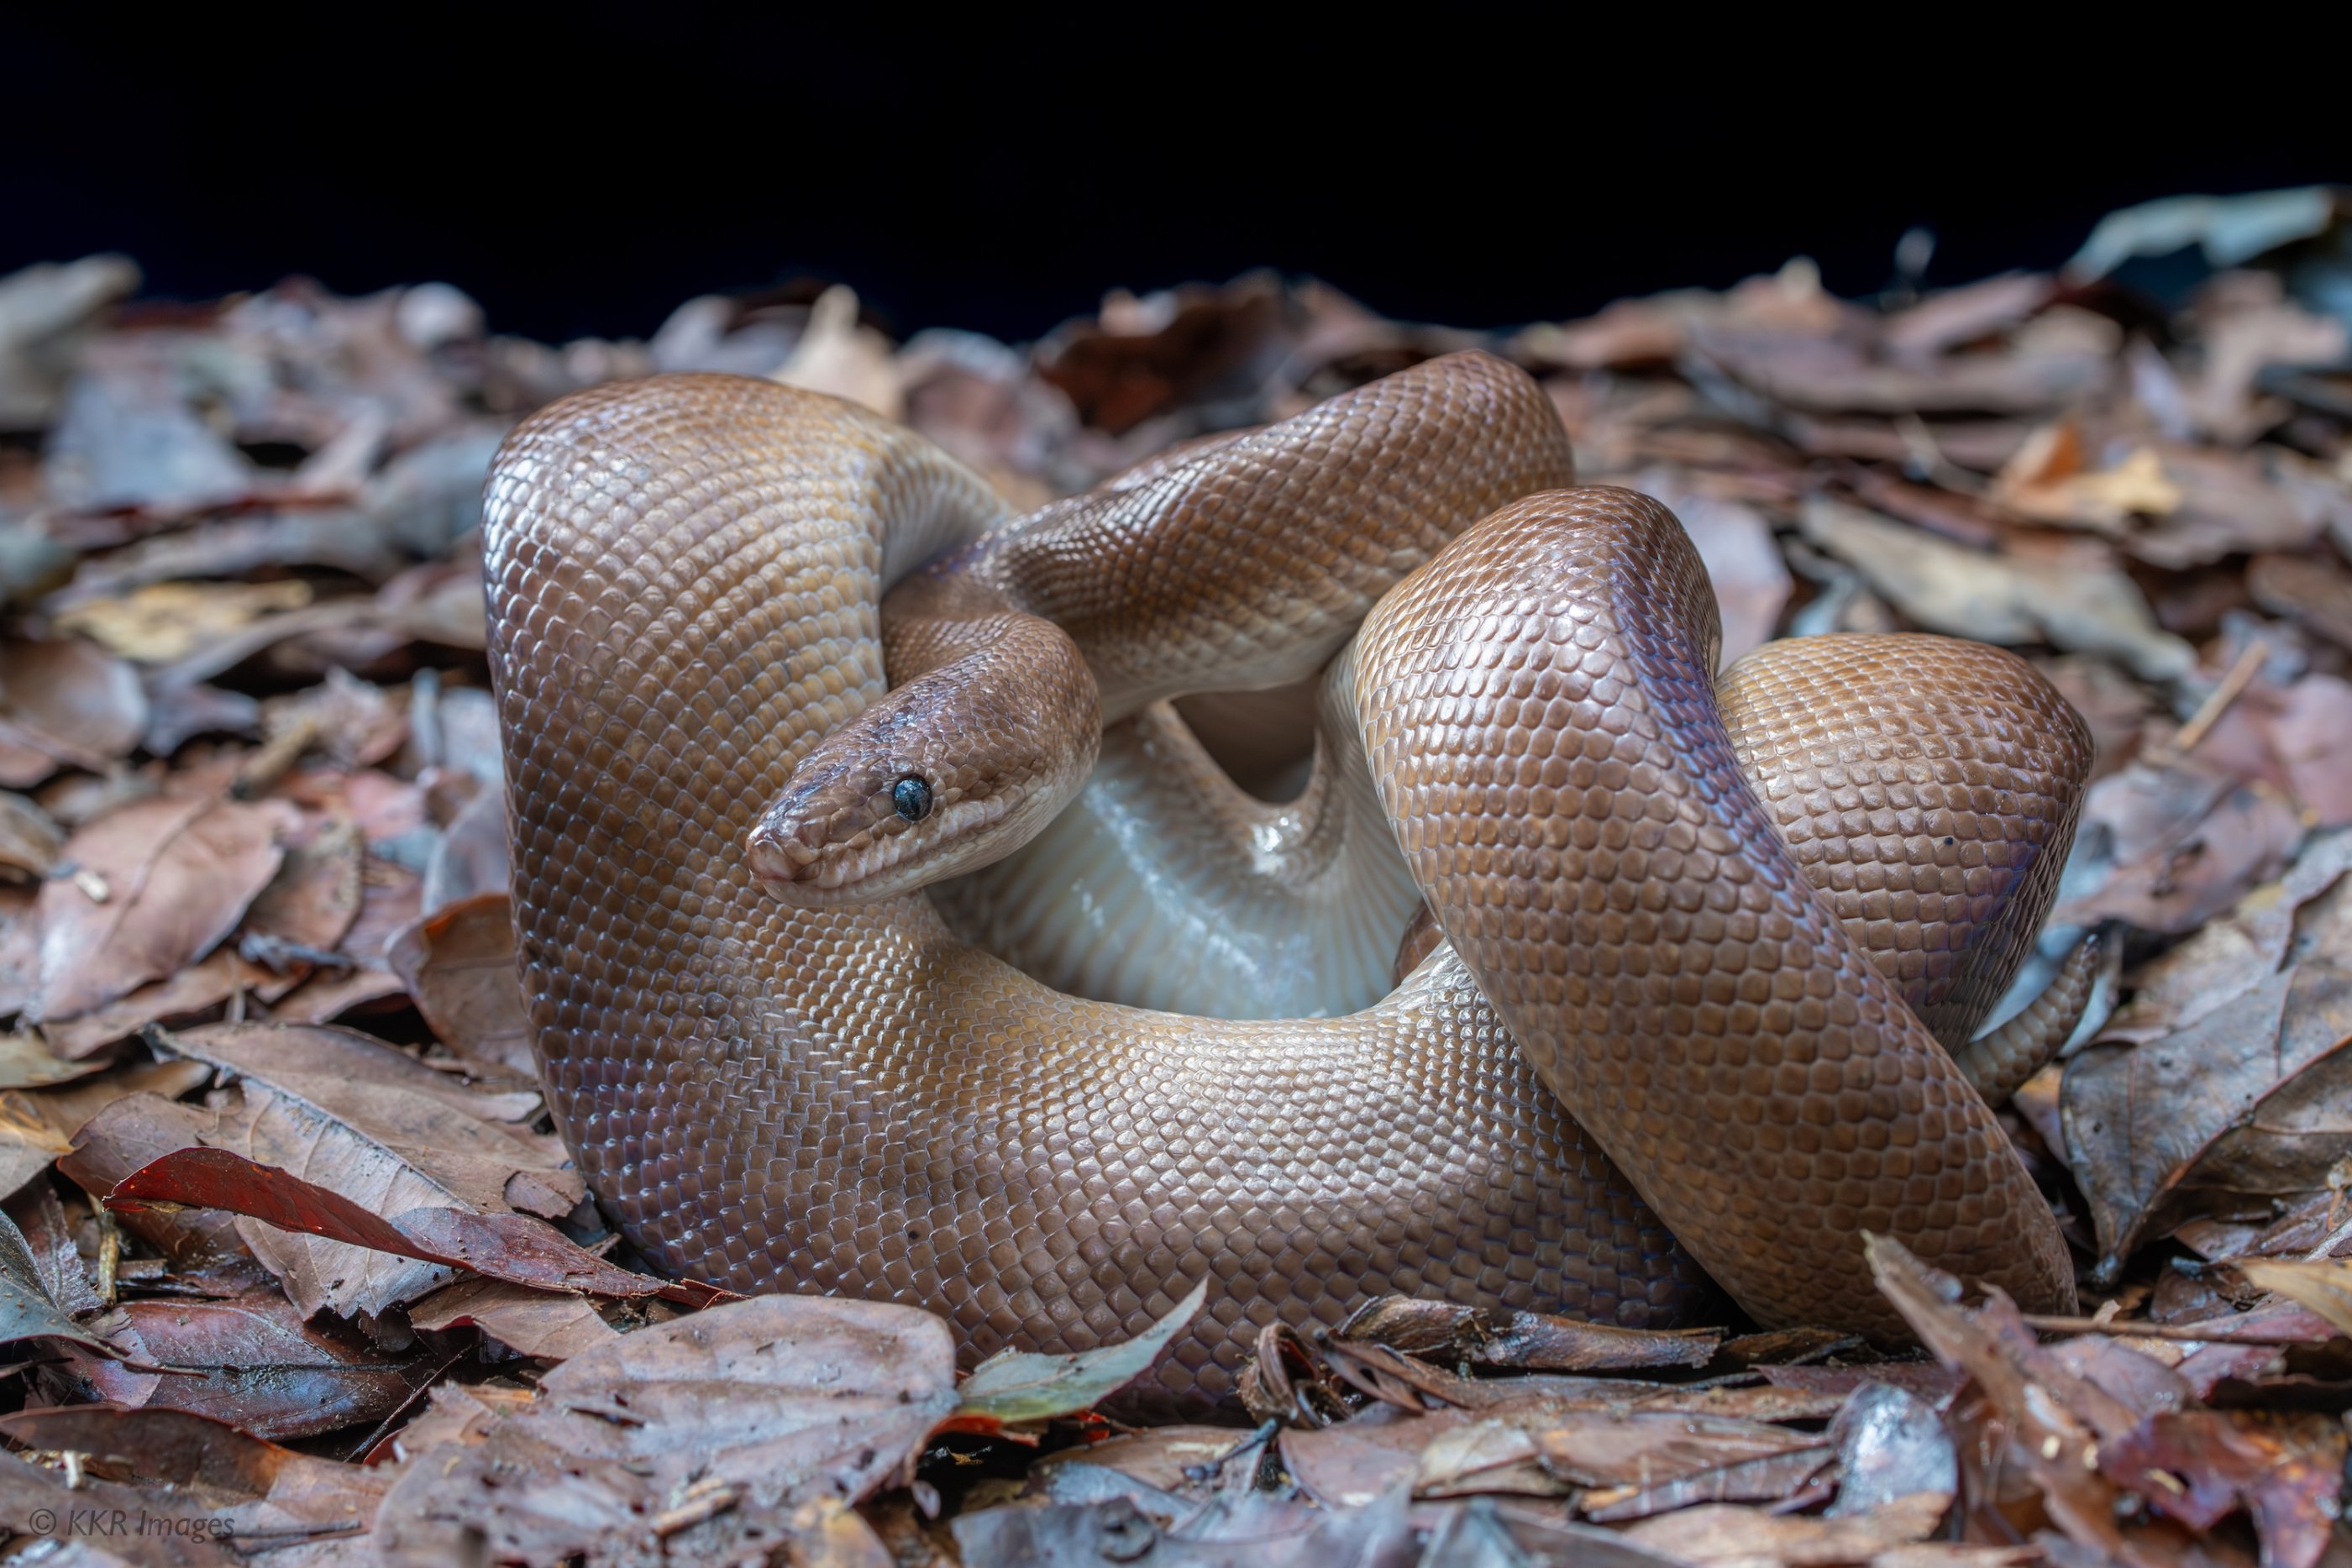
(748, 792, 1018, 905)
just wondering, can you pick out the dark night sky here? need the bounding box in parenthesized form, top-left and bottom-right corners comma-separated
(8, 8, 2341, 344)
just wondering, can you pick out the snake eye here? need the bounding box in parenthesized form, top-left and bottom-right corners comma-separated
(891, 775, 932, 822)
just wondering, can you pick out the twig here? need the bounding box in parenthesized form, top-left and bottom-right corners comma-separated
(2170, 637, 2268, 755)
(94, 1210, 119, 1308)
(653, 1478, 738, 1537)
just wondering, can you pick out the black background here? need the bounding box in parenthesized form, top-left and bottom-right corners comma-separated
(8, 8, 2342, 343)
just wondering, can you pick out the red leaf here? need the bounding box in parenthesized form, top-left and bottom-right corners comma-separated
(107, 1147, 736, 1309)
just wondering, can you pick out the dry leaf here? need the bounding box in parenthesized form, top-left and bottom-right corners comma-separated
(154, 1021, 579, 1316)
(373, 1296, 962, 1566)
(1798, 496, 2194, 680)
(55, 579, 317, 663)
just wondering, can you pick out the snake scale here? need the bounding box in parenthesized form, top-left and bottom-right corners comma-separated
(483, 351, 2085, 1411)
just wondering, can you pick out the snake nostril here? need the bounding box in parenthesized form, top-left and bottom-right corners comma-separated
(747, 827, 817, 882)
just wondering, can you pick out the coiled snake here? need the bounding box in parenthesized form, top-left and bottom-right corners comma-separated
(483, 351, 2085, 1411)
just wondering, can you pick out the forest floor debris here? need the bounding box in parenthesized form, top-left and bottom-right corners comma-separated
(0, 186, 2348, 1564)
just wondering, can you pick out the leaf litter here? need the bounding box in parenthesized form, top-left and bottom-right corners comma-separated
(0, 189, 2344, 1561)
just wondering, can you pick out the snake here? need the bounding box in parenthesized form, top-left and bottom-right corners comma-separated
(483, 350, 2087, 1413)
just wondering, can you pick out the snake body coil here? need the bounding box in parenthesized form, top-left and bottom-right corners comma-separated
(484, 354, 2082, 1410)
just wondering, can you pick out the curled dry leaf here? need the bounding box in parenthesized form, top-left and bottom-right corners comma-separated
(373, 1295, 963, 1568)
(2063, 931, 2352, 1272)
(384, 891, 533, 1078)
(0, 1029, 108, 1089)
(150, 1022, 580, 1317)
(54, 578, 315, 664)
(0, 792, 62, 882)
(1333, 1294, 1722, 1374)
(409, 1277, 619, 1360)
(106, 1146, 723, 1307)
(2100, 1410, 2345, 1568)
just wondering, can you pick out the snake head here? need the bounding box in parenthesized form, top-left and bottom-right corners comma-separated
(749, 634, 1102, 906)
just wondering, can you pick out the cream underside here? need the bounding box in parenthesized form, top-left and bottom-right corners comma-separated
(935, 658, 1419, 1019)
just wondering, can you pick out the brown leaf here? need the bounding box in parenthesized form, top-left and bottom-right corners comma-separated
(372, 1295, 961, 1566)
(1866, 1235, 2194, 1564)
(0, 791, 62, 881)
(409, 1277, 618, 1360)
(2064, 954, 2352, 1271)
(384, 892, 533, 1078)
(1579, 1445, 1831, 1522)
(1694, 316, 2108, 416)
(1617, 1490, 1947, 1563)
(1280, 1406, 1464, 1510)
(2248, 551, 2352, 653)
(2101, 829, 2352, 1044)
(0, 1404, 379, 1509)
(1031, 1425, 1243, 1498)
(0, 1447, 239, 1565)
(267, 852, 422, 1025)
(0, 1029, 109, 1088)
(419, 779, 508, 914)
(54, 578, 314, 664)
(1881, 272, 2053, 361)
(0, 1056, 210, 1198)
(51, 1291, 430, 1441)
(2130, 444, 2331, 568)
(31, 794, 297, 1023)
(952, 1491, 1413, 1568)
(2265, 676, 2352, 828)
(2101, 1410, 2344, 1568)
(0, 1407, 385, 1553)
(2057, 765, 2303, 936)
(1414, 1416, 1577, 1499)
(0, 637, 148, 786)
(38, 947, 279, 1058)
(1529, 1406, 1824, 1489)
(2232, 1257, 2352, 1340)
(61, 1091, 244, 1264)
(1756, 1361, 1969, 1406)
(108, 1146, 717, 1306)
(1797, 497, 2194, 681)
(240, 815, 365, 961)
(153, 1021, 580, 1316)
(1036, 274, 1284, 435)
(1632, 470, 1790, 663)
